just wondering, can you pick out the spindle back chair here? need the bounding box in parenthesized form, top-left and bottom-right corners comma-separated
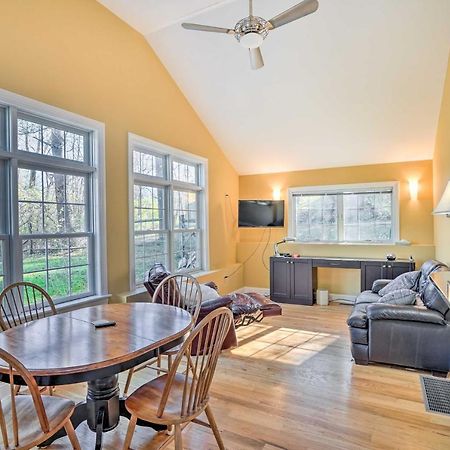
(0, 282, 57, 331)
(0, 348, 80, 449)
(123, 274, 202, 395)
(152, 274, 202, 323)
(123, 307, 233, 450)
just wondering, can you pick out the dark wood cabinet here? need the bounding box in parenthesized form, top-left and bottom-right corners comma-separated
(291, 259, 313, 304)
(270, 257, 313, 305)
(270, 258, 292, 301)
(270, 256, 415, 305)
(360, 260, 415, 291)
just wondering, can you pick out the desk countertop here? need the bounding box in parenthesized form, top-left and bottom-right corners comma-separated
(271, 256, 414, 263)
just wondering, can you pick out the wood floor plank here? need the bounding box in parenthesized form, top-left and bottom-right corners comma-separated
(23, 303, 450, 449)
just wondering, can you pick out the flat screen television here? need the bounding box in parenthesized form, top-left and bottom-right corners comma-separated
(238, 200, 285, 228)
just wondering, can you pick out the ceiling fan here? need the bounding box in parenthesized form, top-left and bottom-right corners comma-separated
(182, 0, 319, 70)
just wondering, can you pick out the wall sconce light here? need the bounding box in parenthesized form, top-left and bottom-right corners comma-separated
(409, 179, 419, 201)
(273, 187, 281, 200)
(433, 180, 450, 218)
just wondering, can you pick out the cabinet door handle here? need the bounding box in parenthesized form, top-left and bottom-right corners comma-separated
(382, 265, 386, 268)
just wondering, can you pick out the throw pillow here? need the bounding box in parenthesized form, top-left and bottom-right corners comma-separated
(379, 271, 420, 296)
(378, 288, 417, 306)
(200, 283, 220, 302)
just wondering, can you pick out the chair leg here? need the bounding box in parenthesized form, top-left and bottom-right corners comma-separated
(168, 354, 173, 371)
(123, 368, 134, 396)
(49, 386, 54, 396)
(64, 420, 81, 450)
(205, 405, 225, 450)
(157, 354, 161, 376)
(123, 415, 137, 450)
(174, 424, 183, 450)
(0, 401, 9, 448)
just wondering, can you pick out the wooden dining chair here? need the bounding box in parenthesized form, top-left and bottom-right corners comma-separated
(0, 282, 58, 396)
(0, 348, 80, 449)
(123, 274, 202, 396)
(122, 307, 233, 450)
(0, 282, 57, 331)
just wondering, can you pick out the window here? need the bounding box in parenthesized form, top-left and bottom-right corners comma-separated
(289, 183, 399, 244)
(0, 90, 106, 304)
(129, 134, 208, 288)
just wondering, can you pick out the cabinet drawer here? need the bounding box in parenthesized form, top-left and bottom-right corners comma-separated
(313, 259, 360, 269)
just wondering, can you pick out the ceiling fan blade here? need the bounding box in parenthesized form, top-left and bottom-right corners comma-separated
(249, 47, 264, 70)
(182, 23, 234, 34)
(268, 0, 319, 29)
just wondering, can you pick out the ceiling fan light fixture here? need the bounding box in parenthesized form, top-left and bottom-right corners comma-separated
(238, 32, 264, 49)
(234, 16, 268, 48)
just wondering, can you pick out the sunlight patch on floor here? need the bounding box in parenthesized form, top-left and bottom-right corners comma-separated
(232, 325, 340, 365)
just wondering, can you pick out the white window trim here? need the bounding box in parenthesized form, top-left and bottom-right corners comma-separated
(288, 181, 400, 245)
(0, 88, 108, 302)
(128, 133, 209, 291)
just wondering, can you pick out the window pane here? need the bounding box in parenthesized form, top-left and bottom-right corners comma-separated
(17, 116, 87, 162)
(19, 168, 87, 235)
(294, 195, 338, 242)
(133, 151, 164, 178)
(22, 237, 91, 299)
(70, 237, 89, 266)
(173, 190, 198, 230)
(172, 161, 197, 184)
(23, 239, 47, 273)
(173, 231, 200, 271)
(343, 192, 392, 242)
(134, 185, 165, 232)
(134, 233, 168, 284)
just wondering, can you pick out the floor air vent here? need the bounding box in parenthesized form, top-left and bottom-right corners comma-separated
(420, 375, 450, 416)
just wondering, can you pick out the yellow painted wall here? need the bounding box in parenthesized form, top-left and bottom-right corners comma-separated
(0, 0, 241, 300)
(433, 54, 450, 266)
(239, 160, 435, 293)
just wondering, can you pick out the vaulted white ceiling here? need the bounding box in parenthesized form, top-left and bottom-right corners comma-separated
(99, 0, 450, 174)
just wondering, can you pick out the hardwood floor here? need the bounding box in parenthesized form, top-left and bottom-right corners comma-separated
(26, 304, 450, 448)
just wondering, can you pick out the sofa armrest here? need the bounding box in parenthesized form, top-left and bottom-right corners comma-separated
(367, 304, 446, 325)
(371, 279, 391, 293)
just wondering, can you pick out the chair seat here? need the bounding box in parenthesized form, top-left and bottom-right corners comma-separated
(1, 395, 75, 449)
(125, 373, 205, 424)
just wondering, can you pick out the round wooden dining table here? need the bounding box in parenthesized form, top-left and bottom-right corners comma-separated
(0, 302, 192, 449)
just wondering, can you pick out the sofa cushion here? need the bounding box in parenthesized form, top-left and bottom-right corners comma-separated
(378, 289, 417, 306)
(371, 279, 391, 294)
(378, 271, 420, 296)
(355, 291, 381, 305)
(366, 303, 446, 325)
(347, 303, 369, 328)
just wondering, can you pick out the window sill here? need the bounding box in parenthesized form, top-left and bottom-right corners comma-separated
(291, 241, 406, 246)
(55, 294, 111, 313)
